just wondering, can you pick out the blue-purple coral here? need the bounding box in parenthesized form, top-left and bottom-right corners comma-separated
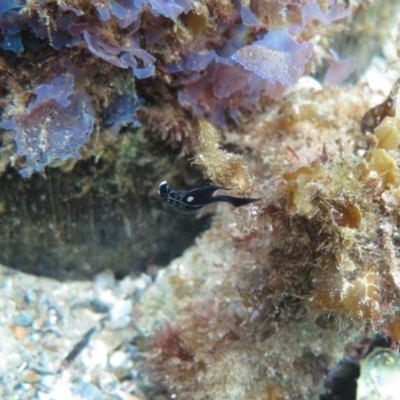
(0, 73, 94, 177)
(102, 93, 142, 135)
(0, 0, 28, 53)
(0, 0, 191, 78)
(168, 0, 351, 126)
(0, 0, 353, 176)
(0, 0, 350, 85)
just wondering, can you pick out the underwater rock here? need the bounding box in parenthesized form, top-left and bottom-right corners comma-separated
(0, 132, 211, 280)
(0, 1, 399, 399)
(134, 72, 400, 398)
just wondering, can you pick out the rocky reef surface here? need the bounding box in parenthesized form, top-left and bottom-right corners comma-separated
(1, 0, 400, 399)
(135, 69, 400, 398)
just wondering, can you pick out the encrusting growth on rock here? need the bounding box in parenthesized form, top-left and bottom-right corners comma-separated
(264, 103, 400, 321)
(194, 119, 256, 194)
(137, 77, 400, 398)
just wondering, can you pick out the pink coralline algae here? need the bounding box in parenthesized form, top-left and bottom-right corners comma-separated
(0, 0, 188, 78)
(0, 0, 354, 171)
(324, 51, 357, 86)
(67, 0, 190, 76)
(170, 1, 351, 126)
(0, 73, 94, 177)
(232, 28, 313, 87)
(82, 31, 156, 79)
(94, 0, 191, 25)
(292, 0, 351, 34)
(147, 0, 191, 21)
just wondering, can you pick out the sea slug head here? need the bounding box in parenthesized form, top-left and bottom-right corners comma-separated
(158, 180, 170, 198)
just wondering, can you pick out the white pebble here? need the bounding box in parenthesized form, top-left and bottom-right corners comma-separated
(108, 351, 128, 369)
(110, 299, 133, 321)
(94, 270, 115, 292)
